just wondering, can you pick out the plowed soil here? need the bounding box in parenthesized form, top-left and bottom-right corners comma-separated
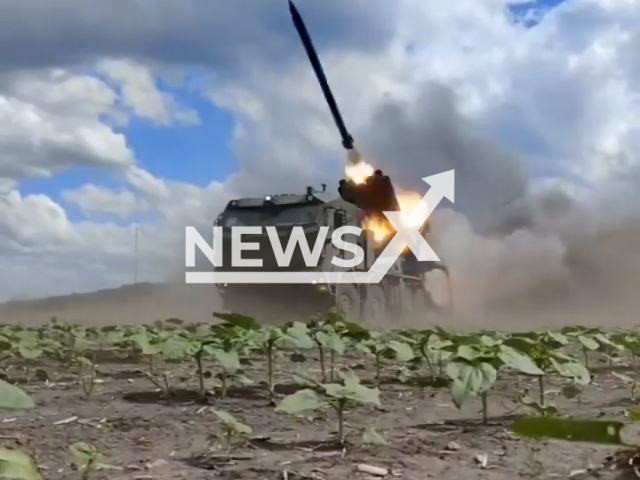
(2, 350, 637, 480)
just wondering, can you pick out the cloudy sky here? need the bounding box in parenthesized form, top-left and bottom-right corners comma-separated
(1, 0, 639, 302)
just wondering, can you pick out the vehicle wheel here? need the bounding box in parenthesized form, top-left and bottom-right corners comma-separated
(399, 284, 413, 317)
(411, 288, 428, 322)
(363, 285, 386, 325)
(335, 284, 361, 322)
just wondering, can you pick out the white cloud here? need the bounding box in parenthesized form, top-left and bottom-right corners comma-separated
(97, 58, 201, 127)
(62, 184, 149, 218)
(0, 68, 135, 190)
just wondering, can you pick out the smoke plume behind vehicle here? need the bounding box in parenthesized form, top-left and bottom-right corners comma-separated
(357, 82, 640, 322)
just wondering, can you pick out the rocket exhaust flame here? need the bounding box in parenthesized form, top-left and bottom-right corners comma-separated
(361, 190, 427, 245)
(345, 161, 374, 185)
(344, 161, 427, 245)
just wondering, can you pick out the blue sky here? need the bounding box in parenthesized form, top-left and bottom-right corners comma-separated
(19, 81, 237, 222)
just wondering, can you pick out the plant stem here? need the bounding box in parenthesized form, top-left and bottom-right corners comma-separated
(330, 350, 335, 382)
(317, 342, 326, 382)
(195, 351, 205, 400)
(419, 344, 435, 381)
(221, 373, 227, 399)
(481, 391, 488, 425)
(81, 458, 95, 480)
(375, 354, 381, 388)
(226, 430, 232, 460)
(538, 375, 545, 406)
(582, 346, 589, 369)
(266, 343, 274, 399)
(336, 402, 345, 445)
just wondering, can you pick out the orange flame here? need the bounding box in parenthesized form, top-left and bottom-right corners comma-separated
(344, 160, 428, 246)
(362, 191, 427, 246)
(345, 161, 374, 184)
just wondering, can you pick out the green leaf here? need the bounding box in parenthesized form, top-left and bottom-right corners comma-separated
(479, 335, 499, 347)
(337, 368, 361, 388)
(275, 389, 326, 414)
(341, 383, 382, 407)
(512, 416, 624, 445)
(503, 336, 535, 354)
(292, 372, 324, 389)
(447, 361, 497, 408)
(336, 320, 371, 342)
(0, 379, 35, 410)
(212, 409, 252, 434)
(208, 348, 241, 373)
(212, 312, 261, 330)
(316, 330, 345, 355)
(159, 337, 192, 360)
(362, 427, 387, 446)
(69, 442, 97, 464)
(17, 342, 42, 360)
(547, 331, 568, 345)
(0, 448, 42, 480)
(594, 333, 615, 346)
(577, 335, 599, 350)
(550, 359, 591, 385)
(455, 345, 479, 361)
(283, 323, 314, 349)
(387, 340, 415, 362)
(498, 346, 544, 376)
(130, 333, 162, 356)
(69, 442, 118, 471)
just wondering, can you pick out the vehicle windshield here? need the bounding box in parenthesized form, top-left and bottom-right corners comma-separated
(219, 204, 319, 227)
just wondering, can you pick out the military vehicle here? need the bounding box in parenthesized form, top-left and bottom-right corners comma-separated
(212, 182, 448, 324)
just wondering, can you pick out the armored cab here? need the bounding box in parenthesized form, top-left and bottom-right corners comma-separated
(212, 186, 445, 325)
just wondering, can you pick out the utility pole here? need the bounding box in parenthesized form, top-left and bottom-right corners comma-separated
(133, 223, 139, 284)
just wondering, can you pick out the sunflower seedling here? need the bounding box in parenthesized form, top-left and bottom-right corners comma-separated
(356, 333, 414, 388)
(0, 447, 42, 480)
(144, 370, 174, 397)
(506, 331, 590, 407)
(0, 380, 40, 480)
(214, 314, 314, 402)
(276, 368, 382, 445)
(307, 317, 346, 382)
(209, 409, 253, 459)
(69, 442, 120, 480)
(446, 336, 544, 424)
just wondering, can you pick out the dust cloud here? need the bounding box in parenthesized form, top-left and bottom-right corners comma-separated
(362, 82, 640, 329)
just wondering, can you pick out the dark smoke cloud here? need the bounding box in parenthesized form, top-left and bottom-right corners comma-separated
(358, 82, 640, 322)
(361, 83, 530, 234)
(0, 0, 396, 75)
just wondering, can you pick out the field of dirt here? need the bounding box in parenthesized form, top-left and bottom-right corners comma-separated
(0, 281, 637, 331)
(3, 345, 639, 480)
